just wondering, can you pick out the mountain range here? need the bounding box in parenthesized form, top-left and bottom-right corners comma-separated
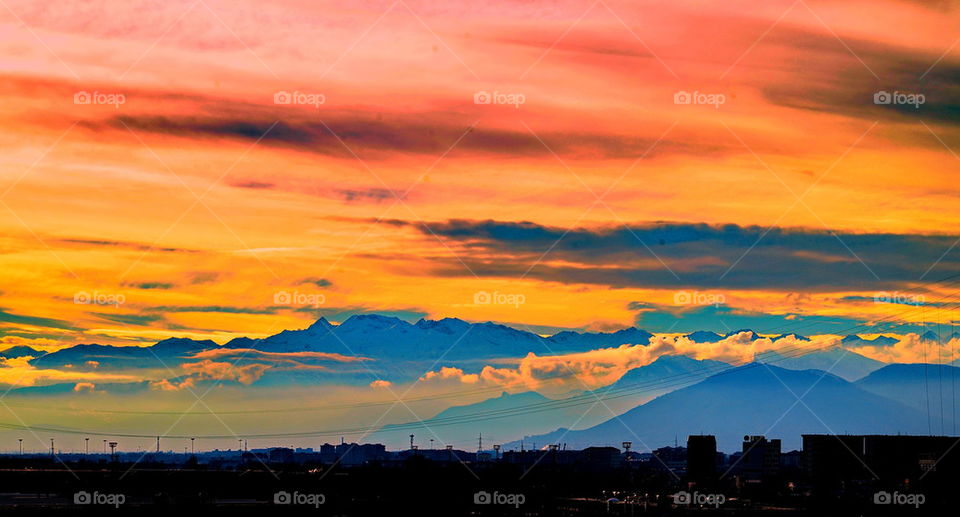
(3, 315, 959, 451)
(20, 314, 947, 374)
(9, 315, 956, 387)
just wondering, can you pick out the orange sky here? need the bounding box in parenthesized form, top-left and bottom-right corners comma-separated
(1, 0, 959, 351)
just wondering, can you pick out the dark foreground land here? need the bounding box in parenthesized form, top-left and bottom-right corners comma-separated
(0, 454, 951, 516)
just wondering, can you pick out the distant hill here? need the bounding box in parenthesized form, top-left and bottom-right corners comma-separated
(603, 355, 730, 394)
(841, 334, 899, 348)
(509, 364, 939, 452)
(856, 363, 960, 433)
(366, 391, 568, 449)
(0, 345, 43, 359)
(366, 356, 732, 449)
(29, 338, 217, 370)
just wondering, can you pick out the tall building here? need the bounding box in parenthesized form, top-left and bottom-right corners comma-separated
(687, 435, 717, 482)
(739, 435, 780, 482)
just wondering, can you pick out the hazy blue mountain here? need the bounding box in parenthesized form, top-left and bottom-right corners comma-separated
(26, 316, 660, 382)
(768, 333, 809, 341)
(366, 391, 567, 449)
(724, 329, 761, 340)
(604, 355, 730, 395)
(368, 356, 732, 449)
(756, 347, 885, 381)
(223, 336, 260, 348)
(686, 331, 806, 344)
(432, 391, 553, 420)
(915, 330, 960, 343)
(29, 338, 216, 371)
(546, 328, 653, 349)
(0, 345, 43, 359)
(235, 315, 652, 360)
(509, 364, 938, 452)
(685, 331, 723, 343)
(856, 363, 960, 430)
(841, 334, 898, 348)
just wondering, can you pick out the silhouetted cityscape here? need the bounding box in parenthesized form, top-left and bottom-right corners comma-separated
(0, 432, 954, 514)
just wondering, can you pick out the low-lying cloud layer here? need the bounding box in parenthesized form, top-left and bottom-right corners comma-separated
(419, 332, 960, 394)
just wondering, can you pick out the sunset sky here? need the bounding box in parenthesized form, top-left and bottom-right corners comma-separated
(0, 0, 959, 449)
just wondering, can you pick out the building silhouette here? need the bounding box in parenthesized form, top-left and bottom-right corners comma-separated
(687, 435, 717, 483)
(803, 434, 959, 484)
(738, 435, 780, 482)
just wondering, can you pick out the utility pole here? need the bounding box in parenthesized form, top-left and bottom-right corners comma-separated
(191, 437, 195, 454)
(103, 439, 107, 454)
(49, 439, 54, 457)
(18, 438, 22, 455)
(478, 432, 483, 453)
(85, 438, 89, 455)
